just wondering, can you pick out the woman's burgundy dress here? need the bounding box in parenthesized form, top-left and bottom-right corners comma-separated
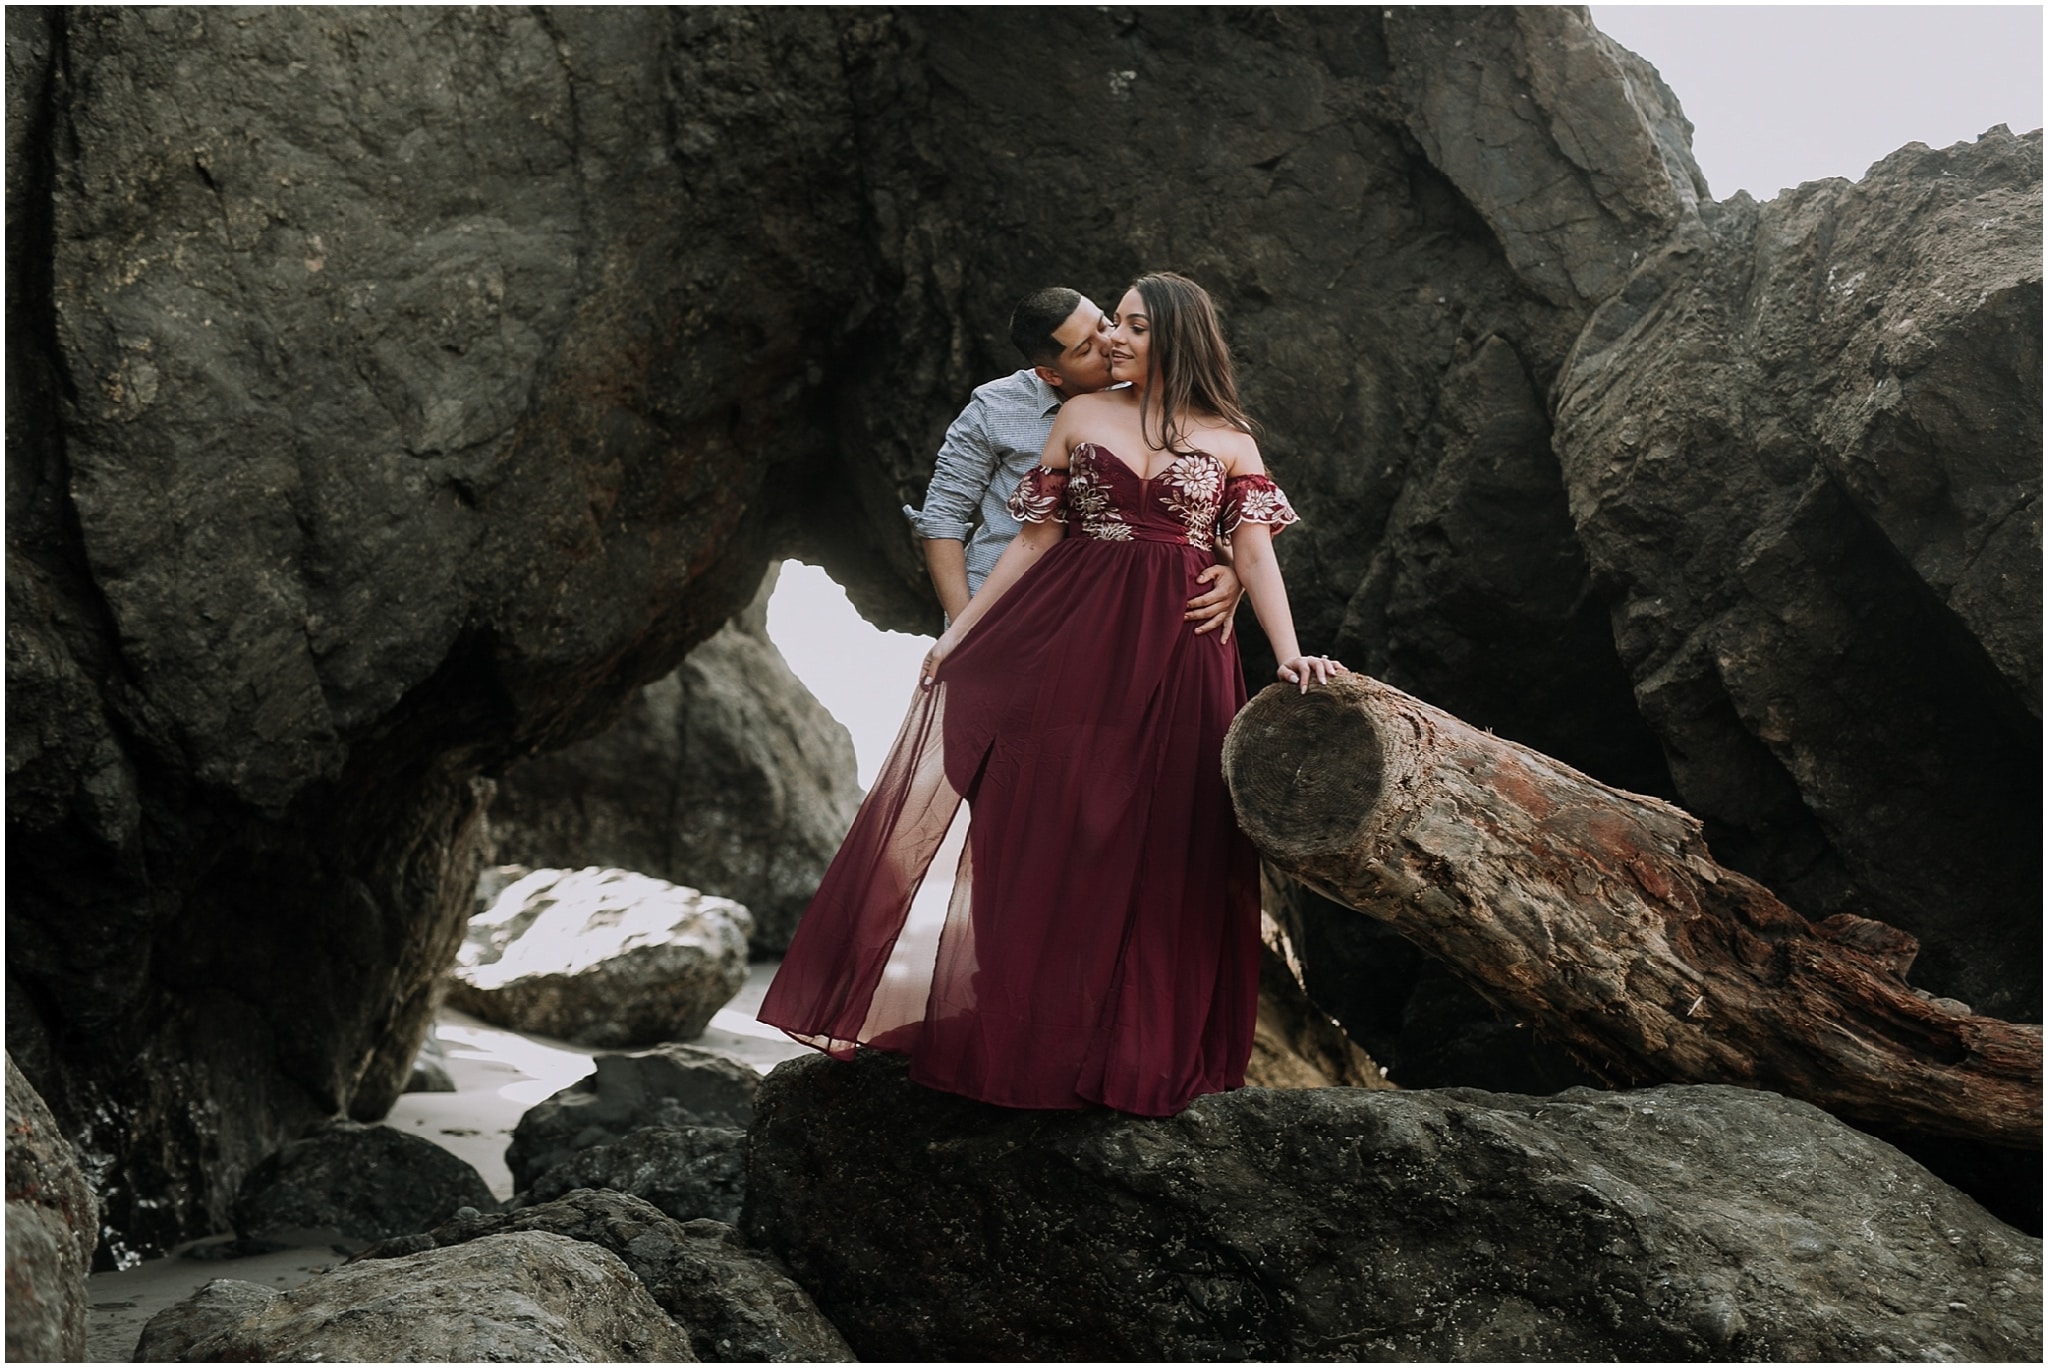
(757, 443, 1299, 1116)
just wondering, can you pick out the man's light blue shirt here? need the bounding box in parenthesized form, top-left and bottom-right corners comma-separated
(903, 368, 1065, 594)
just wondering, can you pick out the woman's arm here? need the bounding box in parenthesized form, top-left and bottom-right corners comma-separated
(920, 503, 1065, 688)
(1220, 435, 1343, 692)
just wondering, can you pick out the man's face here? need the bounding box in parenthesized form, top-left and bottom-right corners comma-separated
(1037, 299, 1115, 394)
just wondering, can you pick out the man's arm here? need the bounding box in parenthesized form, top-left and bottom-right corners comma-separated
(905, 395, 1001, 620)
(924, 538, 972, 623)
(1186, 542, 1244, 643)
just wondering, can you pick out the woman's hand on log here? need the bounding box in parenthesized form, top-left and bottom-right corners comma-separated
(1277, 654, 1346, 693)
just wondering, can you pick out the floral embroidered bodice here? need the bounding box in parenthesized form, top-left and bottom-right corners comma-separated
(1005, 442, 1298, 548)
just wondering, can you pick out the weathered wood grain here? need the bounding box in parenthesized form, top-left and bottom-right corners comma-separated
(1223, 674, 2042, 1147)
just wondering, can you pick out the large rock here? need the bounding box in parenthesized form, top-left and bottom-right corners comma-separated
(136, 1229, 697, 1361)
(232, 1119, 496, 1242)
(1554, 128, 2042, 1020)
(487, 564, 861, 956)
(7, 4, 861, 1258)
(354, 1188, 852, 1362)
(744, 1052, 2041, 1361)
(5, 1054, 100, 1361)
(518, 1126, 749, 1226)
(506, 1042, 759, 1191)
(447, 867, 751, 1048)
(10, 4, 2035, 1262)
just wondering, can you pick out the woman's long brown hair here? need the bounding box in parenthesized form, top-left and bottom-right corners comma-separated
(1129, 272, 1257, 454)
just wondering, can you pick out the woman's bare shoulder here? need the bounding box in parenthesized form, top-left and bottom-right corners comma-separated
(1192, 423, 1265, 476)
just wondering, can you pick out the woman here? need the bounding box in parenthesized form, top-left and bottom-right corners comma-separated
(758, 272, 1342, 1116)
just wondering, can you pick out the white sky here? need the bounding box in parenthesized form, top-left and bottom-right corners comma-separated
(1592, 4, 2043, 199)
(770, 4, 2045, 786)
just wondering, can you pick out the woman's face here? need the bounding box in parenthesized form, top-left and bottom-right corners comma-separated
(1107, 287, 1150, 384)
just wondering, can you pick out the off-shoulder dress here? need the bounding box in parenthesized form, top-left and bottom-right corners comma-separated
(758, 442, 1299, 1116)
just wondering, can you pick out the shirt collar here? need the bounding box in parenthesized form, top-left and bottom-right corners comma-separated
(1025, 369, 1065, 416)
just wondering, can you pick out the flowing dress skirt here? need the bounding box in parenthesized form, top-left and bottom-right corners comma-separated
(757, 532, 1261, 1116)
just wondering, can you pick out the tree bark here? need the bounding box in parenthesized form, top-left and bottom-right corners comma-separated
(1222, 674, 2042, 1148)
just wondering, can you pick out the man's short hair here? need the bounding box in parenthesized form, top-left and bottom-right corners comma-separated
(1009, 287, 1083, 366)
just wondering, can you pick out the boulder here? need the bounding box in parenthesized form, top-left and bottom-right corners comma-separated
(487, 564, 862, 956)
(4, 1053, 99, 1358)
(1554, 128, 2042, 1021)
(232, 1119, 496, 1242)
(517, 1125, 748, 1226)
(354, 1188, 852, 1362)
(136, 1230, 697, 1361)
(506, 1043, 759, 1191)
(404, 1028, 457, 1094)
(447, 867, 751, 1048)
(744, 1051, 2041, 1362)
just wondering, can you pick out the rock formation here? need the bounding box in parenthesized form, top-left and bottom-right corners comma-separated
(505, 1043, 760, 1192)
(7, 4, 2036, 1260)
(136, 1230, 698, 1361)
(4, 1054, 100, 1360)
(745, 1051, 2042, 1361)
(516, 1126, 749, 1227)
(353, 1189, 853, 1362)
(447, 867, 752, 1047)
(486, 564, 862, 956)
(231, 1120, 497, 1242)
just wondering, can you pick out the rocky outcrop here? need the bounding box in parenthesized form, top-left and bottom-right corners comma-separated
(1553, 132, 2042, 1021)
(355, 1189, 853, 1362)
(4, 1054, 100, 1360)
(136, 1230, 698, 1361)
(7, 4, 862, 1259)
(447, 867, 751, 1048)
(506, 1043, 760, 1192)
(745, 1052, 2041, 1361)
(487, 565, 861, 956)
(232, 1120, 496, 1242)
(518, 1126, 749, 1226)
(8, 4, 2036, 1260)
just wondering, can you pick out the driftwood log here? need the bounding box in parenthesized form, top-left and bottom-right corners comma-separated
(1222, 674, 2042, 1148)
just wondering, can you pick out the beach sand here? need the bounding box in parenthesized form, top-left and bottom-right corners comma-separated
(84, 963, 807, 1361)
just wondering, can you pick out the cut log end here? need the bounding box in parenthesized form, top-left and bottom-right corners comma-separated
(1223, 679, 1385, 860)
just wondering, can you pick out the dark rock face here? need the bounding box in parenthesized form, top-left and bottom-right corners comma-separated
(7, 4, 862, 1260)
(9, 3, 2037, 1262)
(5, 1054, 100, 1361)
(355, 1188, 853, 1362)
(745, 1052, 2041, 1362)
(231, 1120, 496, 1242)
(486, 565, 861, 956)
(518, 1125, 749, 1226)
(137, 1230, 698, 1362)
(445, 866, 752, 1047)
(1554, 133, 2043, 1019)
(506, 1043, 759, 1191)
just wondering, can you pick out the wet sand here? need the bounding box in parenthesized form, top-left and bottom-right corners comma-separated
(85, 963, 807, 1361)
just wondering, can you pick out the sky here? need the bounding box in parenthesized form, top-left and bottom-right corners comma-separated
(771, 4, 2045, 788)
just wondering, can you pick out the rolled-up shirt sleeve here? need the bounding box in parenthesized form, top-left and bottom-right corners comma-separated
(904, 398, 997, 542)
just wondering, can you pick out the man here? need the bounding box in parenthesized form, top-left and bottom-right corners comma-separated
(904, 286, 1242, 632)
